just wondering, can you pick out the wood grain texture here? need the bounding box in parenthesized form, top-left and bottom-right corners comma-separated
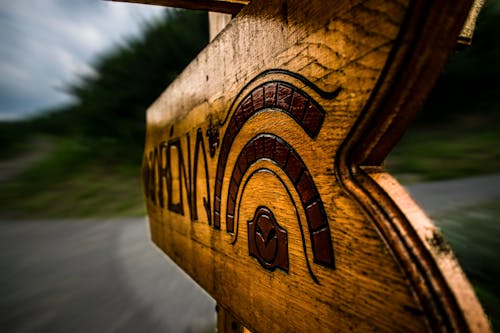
(458, 0, 485, 46)
(109, 0, 247, 14)
(217, 304, 246, 333)
(209, 12, 232, 41)
(142, 0, 491, 331)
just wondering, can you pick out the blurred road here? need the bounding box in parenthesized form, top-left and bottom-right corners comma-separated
(0, 174, 499, 333)
(406, 174, 500, 217)
(0, 218, 215, 333)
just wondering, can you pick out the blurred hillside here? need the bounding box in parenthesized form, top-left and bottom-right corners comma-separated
(0, 9, 208, 164)
(0, 4, 499, 217)
(0, 9, 208, 217)
(420, 1, 500, 121)
(386, 1, 500, 181)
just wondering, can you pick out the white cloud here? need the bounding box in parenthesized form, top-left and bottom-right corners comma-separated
(0, 0, 164, 120)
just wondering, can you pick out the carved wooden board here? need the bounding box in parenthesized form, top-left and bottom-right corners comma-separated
(142, 0, 491, 331)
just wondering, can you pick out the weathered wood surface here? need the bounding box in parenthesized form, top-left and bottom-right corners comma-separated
(209, 12, 232, 41)
(458, 0, 485, 46)
(217, 305, 248, 333)
(141, 0, 491, 331)
(110, 0, 248, 14)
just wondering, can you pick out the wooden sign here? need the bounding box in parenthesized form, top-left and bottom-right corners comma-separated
(141, 0, 491, 331)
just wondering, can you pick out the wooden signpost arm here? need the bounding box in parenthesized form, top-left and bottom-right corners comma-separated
(217, 304, 247, 333)
(109, 0, 491, 332)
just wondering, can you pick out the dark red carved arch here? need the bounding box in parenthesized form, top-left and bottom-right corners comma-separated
(213, 80, 327, 230)
(226, 133, 334, 268)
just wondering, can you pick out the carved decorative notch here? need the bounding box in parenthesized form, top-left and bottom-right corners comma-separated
(248, 206, 289, 272)
(213, 72, 338, 274)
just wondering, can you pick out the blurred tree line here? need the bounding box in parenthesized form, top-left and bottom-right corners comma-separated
(1, 3, 499, 163)
(66, 9, 208, 160)
(0, 9, 208, 163)
(418, 1, 500, 123)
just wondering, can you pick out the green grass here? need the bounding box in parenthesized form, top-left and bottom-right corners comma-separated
(387, 112, 500, 183)
(2, 110, 499, 218)
(0, 138, 146, 219)
(434, 202, 500, 332)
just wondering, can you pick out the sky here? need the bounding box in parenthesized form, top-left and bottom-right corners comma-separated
(0, 0, 164, 121)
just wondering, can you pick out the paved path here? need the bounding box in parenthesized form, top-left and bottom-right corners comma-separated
(0, 218, 215, 333)
(0, 174, 499, 333)
(406, 174, 500, 217)
(0, 139, 54, 183)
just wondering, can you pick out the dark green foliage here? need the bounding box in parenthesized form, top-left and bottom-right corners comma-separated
(0, 10, 209, 217)
(1, 4, 499, 217)
(0, 10, 208, 164)
(0, 10, 208, 163)
(0, 106, 74, 158)
(417, 2, 500, 124)
(0, 122, 27, 158)
(386, 3, 500, 181)
(64, 9, 208, 162)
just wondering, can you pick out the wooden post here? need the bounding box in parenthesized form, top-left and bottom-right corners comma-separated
(209, 12, 232, 41)
(217, 304, 246, 333)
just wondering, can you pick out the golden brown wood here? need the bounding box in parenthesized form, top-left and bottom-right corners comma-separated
(458, 0, 485, 46)
(141, 0, 491, 331)
(217, 304, 245, 333)
(109, 0, 248, 14)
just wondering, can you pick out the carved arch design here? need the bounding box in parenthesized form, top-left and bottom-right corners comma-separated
(228, 133, 334, 268)
(212, 71, 341, 271)
(213, 80, 331, 229)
